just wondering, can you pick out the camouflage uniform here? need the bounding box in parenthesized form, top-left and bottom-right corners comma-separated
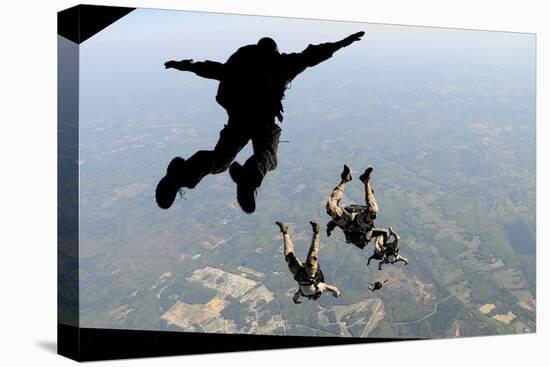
(368, 228, 388, 263)
(326, 171, 379, 248)
(278, 223, 340, 303)
(376, 228, 408, 270)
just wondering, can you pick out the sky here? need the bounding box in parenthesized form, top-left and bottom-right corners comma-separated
(79, 8, 535, 121)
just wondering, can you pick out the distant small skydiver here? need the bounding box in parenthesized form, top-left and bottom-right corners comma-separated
(326, 164, 379, 249)
(368, 279, 388, 292)
(156, 32, 365, 213)
(276, 221, 341, 304)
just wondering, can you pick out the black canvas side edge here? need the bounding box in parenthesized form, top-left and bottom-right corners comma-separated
(57, 35, 80, 360)
(58, 324, 422, 362)
(58, 4, 135, 44)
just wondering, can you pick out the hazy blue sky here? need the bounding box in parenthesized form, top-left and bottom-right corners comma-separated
(79, 8, 535, 117)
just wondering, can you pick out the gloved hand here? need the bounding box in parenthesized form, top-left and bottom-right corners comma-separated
(341, 31, 365, 47)
(164, 59, 194, 69)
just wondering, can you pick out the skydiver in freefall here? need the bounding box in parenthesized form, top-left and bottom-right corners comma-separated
(326, 164, 379, 249)
(275, 221, 340, 304)
(368, 279, 388, 292)
(156, 32, 366, 213)
(367, 225, 408, 270)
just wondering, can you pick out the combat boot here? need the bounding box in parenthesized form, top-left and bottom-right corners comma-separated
(155, 157, 186, 209)
(310, 221, 320, 233)
(326, 220, 337, 237)
(341, 164, 352, 182)
(275, 221, 289, 234)
(359, 167, 374, 183)
(229, 162, 257, 213)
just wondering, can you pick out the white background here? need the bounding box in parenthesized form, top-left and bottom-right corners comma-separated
(0, 0, 547, 365)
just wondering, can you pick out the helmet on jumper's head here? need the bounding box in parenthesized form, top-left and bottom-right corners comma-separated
(257, 37, 279, 54)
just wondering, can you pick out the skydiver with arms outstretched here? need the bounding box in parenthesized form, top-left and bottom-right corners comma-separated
(156, 32, 366, 213)
(275, 221, 340, 303)
(376, 226, 408, 270)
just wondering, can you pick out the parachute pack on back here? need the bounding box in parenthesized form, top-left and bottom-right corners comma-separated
(215, 44, 280, 115)
(293, 266, 324, 286)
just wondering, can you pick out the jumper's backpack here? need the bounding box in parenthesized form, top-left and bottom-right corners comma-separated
(343, 230, 369, 249)
(294, 266, 325, 300)
(293, 266, 324, 286)
(345, 204, 377, 223)
(342, 204, 376, 249)
(216, 44, 284, 119)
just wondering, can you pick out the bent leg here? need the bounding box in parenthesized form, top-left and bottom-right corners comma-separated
(396, 255, 408, 265)
(371, 228, 388, 240)
(374, 235, 385, 255)
(283, 230, 295, 258)
(326, 180, 348, 221)
(183, 124, 249, 187)
(318, 283, 340, 297)
(305, 230, 320, 278)
(364, 180, 379, 216)
(242, 122, 282, 187)
(281, 231, 302, 275)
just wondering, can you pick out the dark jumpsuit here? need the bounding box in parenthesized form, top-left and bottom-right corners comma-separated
(178, 42, 346, 189)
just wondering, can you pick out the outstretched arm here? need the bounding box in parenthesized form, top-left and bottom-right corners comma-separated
(292, 290, 302, 304)
(164, 59, 225, 80)
(395, 255, 408, 265)
(285, 31, 365, 78)
(318, 283, 341, 298)
(333, 31, 366, 50)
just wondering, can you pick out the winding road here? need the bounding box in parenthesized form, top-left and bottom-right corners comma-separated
(392, 294, 453, 325)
